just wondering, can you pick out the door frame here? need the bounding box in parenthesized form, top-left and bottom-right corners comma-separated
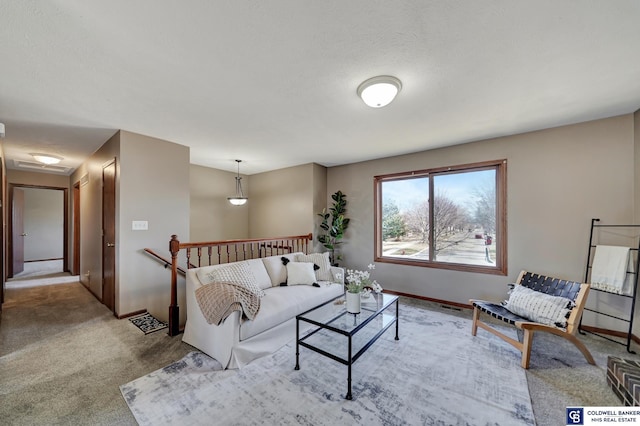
(8, 183, 69, 277)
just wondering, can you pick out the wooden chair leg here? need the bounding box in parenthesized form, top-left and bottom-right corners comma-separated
(521, 329, 533, 369)
(565, 334, 596, 365)
(471, 306, 479, 336)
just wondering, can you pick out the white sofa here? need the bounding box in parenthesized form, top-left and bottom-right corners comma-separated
(182, 252, 344, 369)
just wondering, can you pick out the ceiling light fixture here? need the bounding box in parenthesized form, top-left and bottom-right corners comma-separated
(31, 153, 63, 165)
(357, 75, 402, 108)
(227, 160, 248, 206)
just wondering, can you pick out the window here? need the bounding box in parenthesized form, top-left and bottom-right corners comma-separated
(374, 159, 507, 275)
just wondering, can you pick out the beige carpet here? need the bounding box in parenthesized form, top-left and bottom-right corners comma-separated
(1, 277, 638, 425)
(0, 278, 192, 426)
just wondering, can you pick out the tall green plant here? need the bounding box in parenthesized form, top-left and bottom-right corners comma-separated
(317, 190, 350, 265)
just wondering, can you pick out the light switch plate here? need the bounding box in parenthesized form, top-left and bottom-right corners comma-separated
(132, 220, 148, 231)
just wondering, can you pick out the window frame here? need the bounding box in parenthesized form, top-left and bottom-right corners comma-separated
(374, 159, 507, 276)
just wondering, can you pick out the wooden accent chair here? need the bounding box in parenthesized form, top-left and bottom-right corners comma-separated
(470, 270, 595, 369)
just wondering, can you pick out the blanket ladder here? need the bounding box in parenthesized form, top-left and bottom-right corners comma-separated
(581, 218, 640, 353)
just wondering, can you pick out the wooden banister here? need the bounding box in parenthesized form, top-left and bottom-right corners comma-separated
(167, 233, 313, 336)
(143, 248, 186, 275)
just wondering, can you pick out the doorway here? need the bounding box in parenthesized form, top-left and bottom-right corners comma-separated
(8, 184, 69, 278)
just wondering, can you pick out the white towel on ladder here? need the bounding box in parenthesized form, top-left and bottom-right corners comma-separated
(591, 245, 633, 295)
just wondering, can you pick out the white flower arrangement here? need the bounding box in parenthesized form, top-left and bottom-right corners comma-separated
(345, 263, 383, 294)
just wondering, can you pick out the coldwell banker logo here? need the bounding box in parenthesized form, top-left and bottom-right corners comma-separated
(566, 407, 584, 425)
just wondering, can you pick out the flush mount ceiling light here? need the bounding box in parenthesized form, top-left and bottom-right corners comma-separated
(31, 153, 63, 165)
(227, 159, 248, 206)
(357, 75, 402, 108)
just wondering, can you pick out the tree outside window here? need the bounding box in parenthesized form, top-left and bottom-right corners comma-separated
(374, 160, 507, 275)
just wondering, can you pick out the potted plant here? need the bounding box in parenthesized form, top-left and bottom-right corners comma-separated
(345, 264, 383, 314)
(317, 190, 350, 266)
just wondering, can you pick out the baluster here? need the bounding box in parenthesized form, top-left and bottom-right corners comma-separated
(186, 248, 192, 270)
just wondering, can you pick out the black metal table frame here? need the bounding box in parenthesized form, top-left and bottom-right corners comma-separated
(294, 294, 399, 400)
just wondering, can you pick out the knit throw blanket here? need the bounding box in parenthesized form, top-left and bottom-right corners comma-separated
(195, 281, 261, 325)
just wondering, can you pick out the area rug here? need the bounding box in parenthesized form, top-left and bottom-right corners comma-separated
(120, 302, 535, 425)
(128, 312, 167, 334)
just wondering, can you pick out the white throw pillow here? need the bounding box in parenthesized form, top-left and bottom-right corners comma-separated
(286, 262, 317, 286)
(504, 284, 574, 329)
(262, 254, 297, 287)
(296, 252, 332, 281)
(200, 262, 265, 298)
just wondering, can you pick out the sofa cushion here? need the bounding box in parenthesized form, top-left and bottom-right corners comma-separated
(296, 252, 332, 281)
(196, 261, 265, 298)
(262, 253, 300, 287)
(286, 262, 317, 286)
(239, 283, 344, 341)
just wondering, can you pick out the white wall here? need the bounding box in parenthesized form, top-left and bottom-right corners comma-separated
(328, 114, 636, 332)
(22, 188, 64, 261)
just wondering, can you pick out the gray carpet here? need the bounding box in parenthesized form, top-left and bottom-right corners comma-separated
(121, 302, 535, 425)
(1, 279, 638, 425)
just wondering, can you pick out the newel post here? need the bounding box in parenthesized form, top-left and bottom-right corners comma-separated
(168, 234, 181, 336)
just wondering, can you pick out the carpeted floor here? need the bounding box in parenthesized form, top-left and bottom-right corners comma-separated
(1, 279, 638, 425)
(0, 279, 192, 426)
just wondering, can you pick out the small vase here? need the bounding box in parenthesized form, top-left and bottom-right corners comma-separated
(346, 291, 361, 314)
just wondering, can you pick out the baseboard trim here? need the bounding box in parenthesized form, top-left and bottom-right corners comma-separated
(383, 289, 472, 310)
(579, 324, 640, 345)
(385, 290, 640, 344)
(118, 309, 147, 320)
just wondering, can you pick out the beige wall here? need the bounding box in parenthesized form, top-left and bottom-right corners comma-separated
(328, 115, 636, 332)
(1, 145, 6, 301)
(70, 131, 190, 320)
(189, 164, 249, 241)
(312, 164, 328, 252)
(7, 170, 70, 188)
(248, 163, 320, 238)
(118, 131, 190, 319)
(635, 109, 640, 223)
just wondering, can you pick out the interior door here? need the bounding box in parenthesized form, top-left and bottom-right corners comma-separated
(11, 188, 25, 276)
(73, 182, 80, 276)
(102, 160, 116, 313)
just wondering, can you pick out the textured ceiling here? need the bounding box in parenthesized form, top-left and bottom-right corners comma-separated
(1, 1, 640, 175)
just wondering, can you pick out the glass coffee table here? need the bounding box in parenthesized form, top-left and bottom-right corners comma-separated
(294, 292, 399, 400)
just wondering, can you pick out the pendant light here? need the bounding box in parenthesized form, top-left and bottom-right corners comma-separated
(227, 160, 248, 206)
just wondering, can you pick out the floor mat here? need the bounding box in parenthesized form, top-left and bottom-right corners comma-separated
(128, 312, 168, 335)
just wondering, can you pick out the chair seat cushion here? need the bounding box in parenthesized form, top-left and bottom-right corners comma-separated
(472, 301, 528, 325)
